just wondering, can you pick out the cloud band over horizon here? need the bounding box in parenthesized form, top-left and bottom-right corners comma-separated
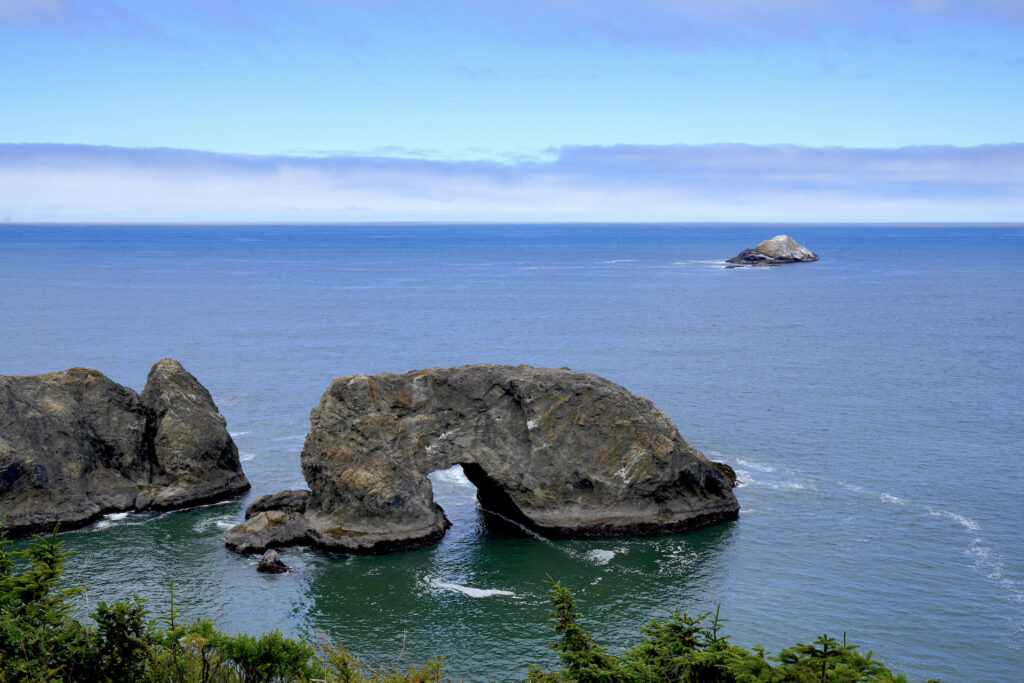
(2, 142, 1022, 223)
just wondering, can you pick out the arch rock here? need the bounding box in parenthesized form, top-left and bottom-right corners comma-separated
(225, 365, 738, 554)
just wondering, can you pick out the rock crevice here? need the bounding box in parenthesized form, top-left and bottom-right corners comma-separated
(226, 364, 738, 555)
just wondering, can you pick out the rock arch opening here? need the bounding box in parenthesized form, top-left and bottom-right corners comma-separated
(426, 462, 534, 536)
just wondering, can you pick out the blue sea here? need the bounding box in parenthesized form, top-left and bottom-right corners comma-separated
(2, 224, 1022, 681)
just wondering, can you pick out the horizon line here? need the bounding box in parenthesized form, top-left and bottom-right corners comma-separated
(3, 221, 1023, 228)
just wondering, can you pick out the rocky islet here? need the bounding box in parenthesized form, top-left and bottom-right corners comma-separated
(1, 359, 739, 553)
(226, 364, 739, 555)
(726, 234, 819, 265)
(0, 358, 250, 535)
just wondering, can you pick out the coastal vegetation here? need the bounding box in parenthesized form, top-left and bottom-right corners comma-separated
(1, 530, 932, 682)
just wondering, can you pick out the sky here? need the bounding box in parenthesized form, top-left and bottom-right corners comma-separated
(1, 0, 1022, 222)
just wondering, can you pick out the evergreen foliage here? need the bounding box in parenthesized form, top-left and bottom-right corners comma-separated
(528, 580, 937, 683)
(0, 528, 933, 682)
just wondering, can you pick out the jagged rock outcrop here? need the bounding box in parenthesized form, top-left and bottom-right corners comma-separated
(225, 364, 738, 555)
(726, 234, 819, 265)
(0, 359, 249, 536)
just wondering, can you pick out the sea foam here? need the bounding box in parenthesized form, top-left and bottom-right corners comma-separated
(585, 549, 616, 565)
(428, 578, 515, 598)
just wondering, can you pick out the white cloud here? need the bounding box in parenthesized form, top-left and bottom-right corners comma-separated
(0, 143, 1021, 223)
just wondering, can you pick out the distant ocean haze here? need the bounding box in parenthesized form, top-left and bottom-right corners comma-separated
(2, 223, 1022, 681)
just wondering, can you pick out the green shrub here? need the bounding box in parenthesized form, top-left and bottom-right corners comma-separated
(146, 617, 236, 683)
(529, 579, 925, 683)
(90, 597, 153, 681)
(0, 527, 91, 681)
(216, 629, 317, 682)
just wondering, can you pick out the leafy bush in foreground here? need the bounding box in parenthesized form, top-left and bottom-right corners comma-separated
(0, 529, 931, 682)
(527, 579, 937, 682)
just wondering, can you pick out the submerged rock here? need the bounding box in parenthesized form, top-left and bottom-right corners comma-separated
(0, 359, 250, 536)
(225, 364, 738, 555)
(257, 549, 290, 574)
(726, 234, 819, 265)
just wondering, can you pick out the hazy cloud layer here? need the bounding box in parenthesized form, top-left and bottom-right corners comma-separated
(0, 0, 65, 23)
(1, 143, 1022, 222)
(494, 0, 1024, 48)
(4, 1, 1021, 40)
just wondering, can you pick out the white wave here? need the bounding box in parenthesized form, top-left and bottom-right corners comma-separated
(734, 458, 775, 473)
(600, 259, 637, 264)
(768, 482, 808, 490)
(926, 507, 979, 531)
(230, 430, 250, 437)
(195, 515, 238, 533)
(585, 549, 616, 565)
(428, 578, 515, 598)
(837, 480, 863, 492)
(240, 452, 256, 462)
(92, 511, 131, 530)
(879, 493, 906, 506)
(430, 465, 473, 486)
(874, 498, 1023, 612)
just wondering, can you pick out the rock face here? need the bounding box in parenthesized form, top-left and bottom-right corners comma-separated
(726, 234, 819, 265)
(225, 364, 738, 555)
(0, 359, 250, 536)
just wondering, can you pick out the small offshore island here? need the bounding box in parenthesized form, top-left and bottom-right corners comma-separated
(226, 364, 739, 555)
(0, 359, 249, 536)
(727, 234, 819, 266)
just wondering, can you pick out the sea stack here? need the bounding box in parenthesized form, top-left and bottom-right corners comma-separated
(727, 234, 819, 265)
(0, 359, 250, 536)
(257, 549, 290, 574)
(225, 364, 739, 555)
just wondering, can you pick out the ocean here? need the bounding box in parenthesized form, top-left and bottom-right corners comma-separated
(2, 224, 1022, 681)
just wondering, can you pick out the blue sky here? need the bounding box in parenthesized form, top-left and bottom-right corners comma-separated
(2, 0, 1023, 221)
